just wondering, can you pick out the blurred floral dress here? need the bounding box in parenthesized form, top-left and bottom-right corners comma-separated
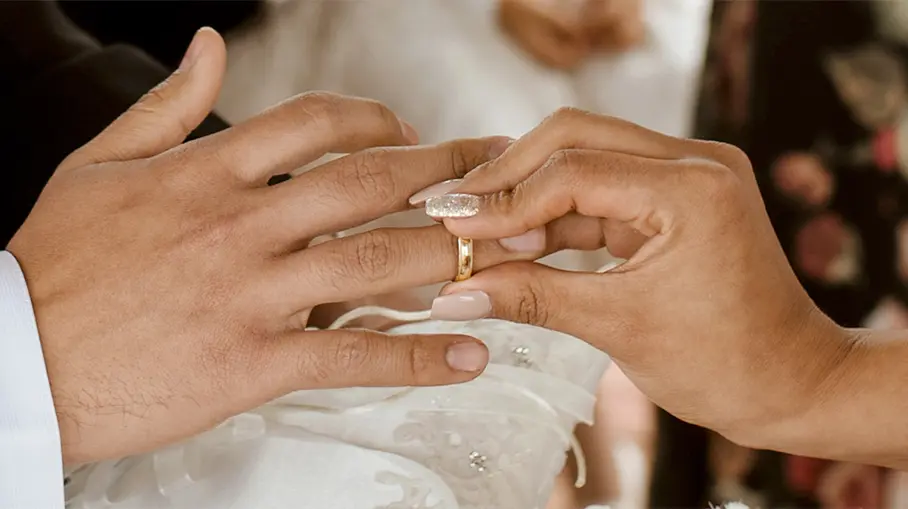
(652, 1, 908, 507)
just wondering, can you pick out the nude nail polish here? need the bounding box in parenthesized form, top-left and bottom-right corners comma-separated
(425, 194, 480, 218)
(408, 179, 463, 206)
(445, 342, 489, 372)
(430, 291, 491, 321)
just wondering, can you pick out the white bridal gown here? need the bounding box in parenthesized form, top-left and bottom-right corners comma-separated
(65, 1, 712, 507)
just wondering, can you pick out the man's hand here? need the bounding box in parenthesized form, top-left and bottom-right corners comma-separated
(428, 108, 859, 456)
(6, 28, 547, 465)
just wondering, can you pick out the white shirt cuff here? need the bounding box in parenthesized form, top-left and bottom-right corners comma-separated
(0, 251, 64, 508)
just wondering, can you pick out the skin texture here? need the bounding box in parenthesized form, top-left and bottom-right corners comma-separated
(434, 107, 908, 469)
(498, 0, 643, 70)
(6, 29, 574, 466)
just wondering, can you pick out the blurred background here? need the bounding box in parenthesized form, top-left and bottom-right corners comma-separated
(43, 0, 908, 507)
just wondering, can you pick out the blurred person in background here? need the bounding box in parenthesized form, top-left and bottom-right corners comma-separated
(0, 0, 261, 246)
(652, 1, 908, 508)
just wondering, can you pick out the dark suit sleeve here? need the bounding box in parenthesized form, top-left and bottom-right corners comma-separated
(0, 2, 228, 245)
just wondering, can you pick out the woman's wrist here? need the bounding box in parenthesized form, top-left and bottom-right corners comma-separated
(743, 324, 908, 468)
(817, 327, 908, 468)
(724, 309, 848, 451)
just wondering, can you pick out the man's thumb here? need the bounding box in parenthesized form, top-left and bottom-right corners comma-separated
(60, 27, 227, 171)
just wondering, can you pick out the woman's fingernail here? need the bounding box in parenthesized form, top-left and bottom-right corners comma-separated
(499, 227, 546, 253)
(425, 193, 480, 218)
(446, 342, 489, 372)
(179, 27, 210, 71)
(399, 119, 420, 144)
(430, 291, 491, 321)
(488, 137, 515, 159)
(408, 179, 463, 206)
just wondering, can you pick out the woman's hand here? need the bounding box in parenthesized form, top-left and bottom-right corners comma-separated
(6, 29, 554, 465)
(498, 0, 643, 70)
(424, 108, 859, 455)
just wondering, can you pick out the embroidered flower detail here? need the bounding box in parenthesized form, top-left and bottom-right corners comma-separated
(771, 152, 834, 207)
(793, 213, 862, 283)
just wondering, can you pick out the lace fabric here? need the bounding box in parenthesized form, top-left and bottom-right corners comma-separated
(65, 318, 609, 509)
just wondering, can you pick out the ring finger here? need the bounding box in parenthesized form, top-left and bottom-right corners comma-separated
(264, 216, 606, 314)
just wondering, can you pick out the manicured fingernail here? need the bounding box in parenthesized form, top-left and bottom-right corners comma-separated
(409, 179, 463, 206)
(399, 119, 420, 144)
(179, 27, 210, 71)
(445, 342, 489, 372)
(425, 193, 480, 218)
(488, 137, 515, 159)
(430, 290, 491, 321)
(499, 227, 546, 253)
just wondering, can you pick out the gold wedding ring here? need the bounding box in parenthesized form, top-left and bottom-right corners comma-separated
(455, 237, 474, 281)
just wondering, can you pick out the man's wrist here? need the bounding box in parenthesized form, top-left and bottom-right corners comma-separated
(0, 252, 64, 506)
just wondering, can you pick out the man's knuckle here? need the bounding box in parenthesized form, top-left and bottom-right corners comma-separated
(295, 91, 345, 129)
(447, 143, 475, 178)
(345, 149, 398, 205)
(197, 333, 259, 391)
(347, 229, 396, 282)
(407, 342, 432, 381)
(514, 282, 550, 326)
(332, 335, 371, 373)
(365, 99, 400, 132)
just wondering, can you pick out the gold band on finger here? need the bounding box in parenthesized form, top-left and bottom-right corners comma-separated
(455, 237, 474, 282)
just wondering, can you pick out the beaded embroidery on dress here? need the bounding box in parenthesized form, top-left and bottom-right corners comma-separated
(65, 318, 609, 509)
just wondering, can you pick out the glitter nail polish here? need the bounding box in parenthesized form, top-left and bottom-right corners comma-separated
(425, 194, 480, 218)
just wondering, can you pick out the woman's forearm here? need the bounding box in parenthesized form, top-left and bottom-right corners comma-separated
(757, 328, 908, 469)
